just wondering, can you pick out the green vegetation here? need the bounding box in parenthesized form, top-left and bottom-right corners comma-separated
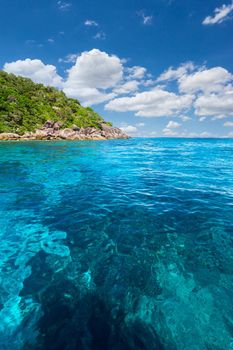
(0, 70, 111, 134)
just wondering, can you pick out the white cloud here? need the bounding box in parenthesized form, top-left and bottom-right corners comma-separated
(228, 131, 233, 137)
(65, 49, 123, 89)
(143, 79, 155, 87)
(126, 66, 147, 80)
(94, 32, 106, 40)
(181, 132, 199, 138)
(136, 122, 145, 127)
(143, 15, 153, 25)
(157, 63, 233, 110)
(179, 115, 191, 122)
(64, 87, 115, 106)
(194, 87, 233, 117)
(63, 49, 123, 105)
(114, 80, 139, 95)
(181, 131, 215, 138)
(120, 125, 138, 135)
(199, 117, 206, 122)
(138, 11, 153, 25)
(163, 128, 178, 136)
(223, 121, 233, 126)
(157, 62, 195, 82)
(48, 38, 55, 43)
(57, 1, 72, 11)
(4, 58, 63, 88)
(203, 2, 233, 25)
(179, 67, 233, 93)
(4, 53, 233, 127)
(163, 120, 181, 136)
(105, 88, 193, 117)
(84, 19, 98, 26)
(200, 131, 213, 137)
(166, 120, 181, 129)
(59, 53, 79, 63)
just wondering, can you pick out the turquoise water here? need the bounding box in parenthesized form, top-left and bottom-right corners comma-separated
(0, 138, 233, 350)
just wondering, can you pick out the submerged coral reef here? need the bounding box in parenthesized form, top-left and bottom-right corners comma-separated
(0, 138, 233, 349)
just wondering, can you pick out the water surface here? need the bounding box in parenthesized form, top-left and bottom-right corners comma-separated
(0, 138, 233, 350)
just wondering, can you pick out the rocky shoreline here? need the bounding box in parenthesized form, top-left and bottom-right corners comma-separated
(0, 121, 129, 141)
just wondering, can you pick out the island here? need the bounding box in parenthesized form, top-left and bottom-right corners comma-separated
(0, 71, 129, 141)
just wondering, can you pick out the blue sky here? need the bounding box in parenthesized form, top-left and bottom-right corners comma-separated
(1, 0, 233, 137)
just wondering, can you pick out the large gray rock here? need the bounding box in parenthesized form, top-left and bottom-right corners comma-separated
(72, 125, 80, 131)
(53, 122, 63, 131)
(35, 129, 53, 140)
(0, 121, 130, 141)
(0, 133, 20, 140)
(21, 132, 36, 140)
(100, 124, 129, 139)
(59, 128, 77, 140)
(43, 120, 55, 128)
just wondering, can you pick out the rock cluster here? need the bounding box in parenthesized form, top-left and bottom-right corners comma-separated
(0, 121, 129, 141)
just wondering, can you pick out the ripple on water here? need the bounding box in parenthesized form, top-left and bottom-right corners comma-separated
(0, 138, 233, 349)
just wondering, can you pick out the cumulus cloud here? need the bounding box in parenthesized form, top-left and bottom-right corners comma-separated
(63, 49, 123, 105)
(157, 62, 195, 82)
(179, 67, 233, 93)
(163, 120, 181, 136)
(4, 52, 233, 124)
(166, 121, 181, 129)
(179, 115, 191, 122)
(4, 58, 63, 88)
(119, 122, 147, 136)
(163, 129, 177, 136)
(157, 63, 233, 118)
(105, 88, 193, 117)
(126, 66, 147, 80)
(114, 80, 139, 95)
(65, 49, 123, 89)
(203, 2, 233, 25)
(194, 87, 233, 117)
(120, 125, 138, 135)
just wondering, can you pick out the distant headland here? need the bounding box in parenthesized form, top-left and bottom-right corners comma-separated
(0, 71, 129, 141)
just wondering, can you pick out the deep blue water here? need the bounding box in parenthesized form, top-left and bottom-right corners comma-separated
(0, 138, 233, 350)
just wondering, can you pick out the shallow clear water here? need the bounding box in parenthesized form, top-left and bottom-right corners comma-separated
(0, 138, 233, 350)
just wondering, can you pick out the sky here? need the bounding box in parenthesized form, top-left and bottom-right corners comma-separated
(1, 0, 233, 137)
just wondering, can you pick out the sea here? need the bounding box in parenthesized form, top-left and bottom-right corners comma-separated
(0, 138, 233, 350)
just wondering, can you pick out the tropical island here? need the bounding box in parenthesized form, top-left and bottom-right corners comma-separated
(0, 70, 129, 141)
